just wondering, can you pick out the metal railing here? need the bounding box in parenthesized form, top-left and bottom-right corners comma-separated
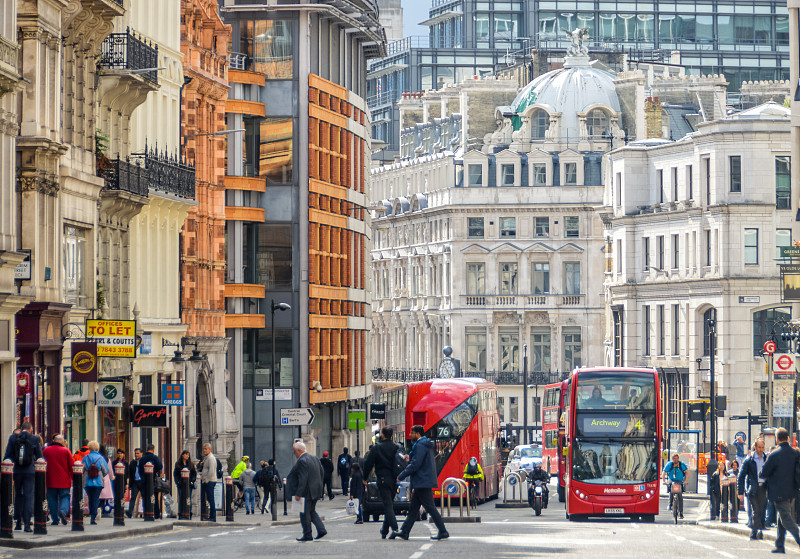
(229, 52, 249, 71)
(99, 27, 159, 85)
(370, 369, 568, 386)
(367, 90, 400, 109)
(139, 145, 195, 200)
(99, 156, 149, 197)
(461, 294, 585, 308)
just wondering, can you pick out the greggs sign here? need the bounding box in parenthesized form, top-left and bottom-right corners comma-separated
(71, 342, 98, 382)
(131, 405, 168, 428)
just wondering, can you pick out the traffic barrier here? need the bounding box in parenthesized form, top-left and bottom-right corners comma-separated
(179, 467, 191, 520)
(72, 462, 84, 532)
(34, 458, 47, 534)
(496, 470, 527, 508)
(143, 463, 154, 522)
(1, 459, 13, 539)
(114, 462, 125, 526)
(225, 476, 234, 522)
(440, 477, 480, 523)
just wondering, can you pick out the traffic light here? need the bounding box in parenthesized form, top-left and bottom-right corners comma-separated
(688, 402, 707, 421)
(715, 395, 727, 411)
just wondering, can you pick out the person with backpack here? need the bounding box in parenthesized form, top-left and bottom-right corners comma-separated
(137, 444, 164, 519)
(198, 443, 221, 521)
(363, 426, 402, 538)
(3, 421, 43, 531)
(82, 441, 109, 525)
(256, 458, 283, 514)
(320, 452, 335, 500)
(337, 447, 352, 496)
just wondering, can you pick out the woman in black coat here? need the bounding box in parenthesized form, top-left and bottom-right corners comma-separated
(349, 463, 365, 524)
(710, 460, 724, 521)
(174, 450, 198, 518)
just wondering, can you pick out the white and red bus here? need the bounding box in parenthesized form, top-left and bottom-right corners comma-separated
(565, 367, 661, 522)
(381, 378, 501, 500)
(541, 381, 562, 477)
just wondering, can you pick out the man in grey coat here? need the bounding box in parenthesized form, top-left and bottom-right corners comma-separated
(285, 441, 327, 542)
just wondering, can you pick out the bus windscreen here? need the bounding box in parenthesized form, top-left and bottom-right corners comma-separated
(572, 440, 659, 485)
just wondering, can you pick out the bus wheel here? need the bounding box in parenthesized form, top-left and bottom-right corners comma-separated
(557, 485, 565, 503)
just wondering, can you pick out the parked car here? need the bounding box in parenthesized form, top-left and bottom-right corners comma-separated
(362, 476, 412, 522)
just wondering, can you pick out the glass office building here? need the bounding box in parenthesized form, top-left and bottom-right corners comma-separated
(368, 0, 789, 159)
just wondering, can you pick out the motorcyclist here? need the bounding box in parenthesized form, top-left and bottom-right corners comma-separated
(463, 457, 484, 504)
(527, 463, 550, 507)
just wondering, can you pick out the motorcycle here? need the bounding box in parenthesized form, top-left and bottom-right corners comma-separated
(528, 479, 547, 516)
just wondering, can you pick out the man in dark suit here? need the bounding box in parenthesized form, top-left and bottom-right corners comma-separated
(137, 444, 164, 519)
(126, 448, 142, 518)
(762, 428, 800, 553)
(364, 426, 401, 538)
(286, 441, 327, 542)
(3, 422, 43, 531)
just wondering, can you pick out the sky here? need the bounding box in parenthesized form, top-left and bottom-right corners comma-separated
(402, 1, 430, 38)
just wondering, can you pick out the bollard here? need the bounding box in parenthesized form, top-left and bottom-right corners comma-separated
(34, 458, 47, 534)
(179, 468, 190, 520)
(201, 480, 209, 521)
(1, 459, 14, 539)
(143, 463, 154, 522)
(114, 463, 125, 526)
(283, 478, 287, 516)
(270, 476, 278, 521)
(225, 476, 234, 522)
(72, 462, 84, 531)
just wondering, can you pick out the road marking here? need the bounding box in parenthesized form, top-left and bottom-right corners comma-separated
(87, 555, 111, 559)
(118, 546, 143, 554)
(208, 531, 230, 537)
(146, 541, 176, 547)
(688, 539, 715, 550)
(246, 526, 258, 530)
(421, 543, 433, 550)
(718, 552, 735, 558)
(409, 553, 424, 559)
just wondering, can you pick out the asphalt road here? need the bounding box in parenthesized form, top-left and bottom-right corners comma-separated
(0, 490, 790, 558)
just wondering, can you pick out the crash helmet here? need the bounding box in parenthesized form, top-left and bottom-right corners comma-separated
(533, 462, 542, 470)
(468, 457, 478, 466)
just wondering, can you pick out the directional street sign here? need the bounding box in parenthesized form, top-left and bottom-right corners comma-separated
(280, 407, 315, 426)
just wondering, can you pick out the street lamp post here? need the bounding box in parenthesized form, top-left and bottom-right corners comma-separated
(523, 345, 528, 445)
(271, 301, 291, 465)
(706, 318, 718, 482)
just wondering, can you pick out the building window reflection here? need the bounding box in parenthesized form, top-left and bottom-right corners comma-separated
(243, 116, 293, 184)
(240, 19, 294, 79)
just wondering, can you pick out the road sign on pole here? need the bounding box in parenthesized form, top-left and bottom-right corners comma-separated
(764, 340, 777, 355)
(280, 408, 315, 426)
(774, 353, 796, 376)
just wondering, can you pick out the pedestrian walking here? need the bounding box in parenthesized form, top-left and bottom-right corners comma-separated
(73, 439, 90, 463)
(710, 460, 723, 521)
(197, 443, 220, 521)
(98, 444, 115, 518)
(138, 444, 164, 519)
(354, 449, 365, 471)
(256, 459, 282, 514)
(350, 462, 364, 524)
(82, 441, 109, 525)
(126, 448, 143, 518)
(43, 434, 72, 526)
(390, 425, 449, 541)
(761, 428, 800, 553)
(174, 450, 197, 518)
(241, 461, 257, 514)
(285, 441, 327, 542)
(337, 447, 352, 496)
(724, 460, 740, 523)
(320, 451, 335, 500)
(364, 426, 401, 538)
(3, 421, 43, 532)
(737, 439, 767, 540)
(734, 435, 747, 464)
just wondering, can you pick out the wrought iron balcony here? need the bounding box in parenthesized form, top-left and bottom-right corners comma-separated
(370, 368, 569, 386)
(98, 156, 149, 198)
(228, 52, 250, 71)
(138, 144, 195, 200)
(99, 27, 159, 85)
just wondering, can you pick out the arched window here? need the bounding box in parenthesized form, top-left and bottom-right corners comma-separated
(587, 109, 609, 138)
(531, 109, 549, 139)
(753, 307, 791, 356)
(702, 308, 717, 356)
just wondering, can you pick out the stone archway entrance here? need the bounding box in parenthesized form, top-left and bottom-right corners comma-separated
(195, 365, 215, 457)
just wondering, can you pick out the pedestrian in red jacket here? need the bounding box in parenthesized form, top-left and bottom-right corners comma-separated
(43, 434, 73, 525)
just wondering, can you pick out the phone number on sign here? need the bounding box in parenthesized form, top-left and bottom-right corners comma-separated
(97, 346, 135, 357)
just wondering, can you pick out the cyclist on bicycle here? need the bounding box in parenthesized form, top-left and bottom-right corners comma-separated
(463, 457, 484, 504)
(663, 453, 688, 519)
(231, 455, 249, 498)
(527, 463, 550, 508)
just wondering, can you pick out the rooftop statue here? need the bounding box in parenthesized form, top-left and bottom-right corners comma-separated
(565, 27, 590, 57)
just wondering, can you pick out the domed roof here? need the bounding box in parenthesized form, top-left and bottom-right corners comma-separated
(511, 57, 620, 140)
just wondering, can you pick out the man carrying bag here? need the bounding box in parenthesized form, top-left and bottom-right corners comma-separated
(364, 426, 401, 538)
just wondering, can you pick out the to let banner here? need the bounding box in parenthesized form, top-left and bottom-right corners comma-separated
(71, 342, 98, 382)
(86, 319, 137, 357)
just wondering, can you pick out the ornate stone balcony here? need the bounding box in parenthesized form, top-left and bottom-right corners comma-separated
(98, 146, 195, 200)
(99, 156, 149, 197)
(0, 35, 20, 96)
(460, 293, 585, 308)
(99, 28, 159, 85)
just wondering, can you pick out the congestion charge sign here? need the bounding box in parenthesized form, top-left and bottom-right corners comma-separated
(86, 320, 136, 357)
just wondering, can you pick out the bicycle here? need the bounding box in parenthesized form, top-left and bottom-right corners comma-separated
(232, 486, 261, 512)
(671, 482, 683, 524)
(466, 479, 479, 510)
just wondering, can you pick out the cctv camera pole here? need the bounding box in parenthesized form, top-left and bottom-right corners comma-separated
(523, 345, 528, 445)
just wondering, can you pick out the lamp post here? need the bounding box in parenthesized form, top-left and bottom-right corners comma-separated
(271, 301, 291, 465)
(523, 344, 528, 445)
(706, 317, 718, 481)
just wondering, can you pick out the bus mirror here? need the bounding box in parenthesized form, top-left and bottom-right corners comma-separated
(562, 447, 569, 456)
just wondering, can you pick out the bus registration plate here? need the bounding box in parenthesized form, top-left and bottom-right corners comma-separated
(605, 508, 624, 514)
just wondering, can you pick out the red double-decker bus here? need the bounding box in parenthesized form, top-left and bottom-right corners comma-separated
(381, 378, 501, 500)
(565, 367, 661, 522)
(541, 382, 562, 477)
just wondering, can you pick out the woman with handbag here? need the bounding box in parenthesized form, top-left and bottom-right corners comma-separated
(98, 444, 115, 518)
(349, 462, 364, 524)
(174, 450, 198, 518)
